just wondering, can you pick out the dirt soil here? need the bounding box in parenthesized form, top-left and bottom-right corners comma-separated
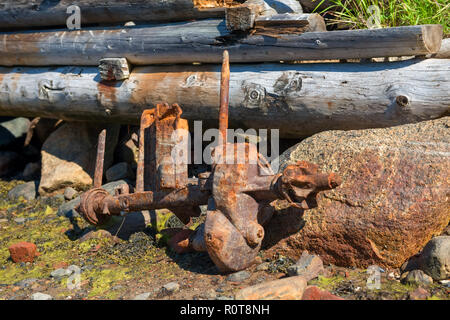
(0, 180, 448, 300)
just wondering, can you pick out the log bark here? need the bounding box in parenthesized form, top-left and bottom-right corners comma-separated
(0, 22, 442, 66)
(0, 0, 235, 30)
(0, 59, 448, 138)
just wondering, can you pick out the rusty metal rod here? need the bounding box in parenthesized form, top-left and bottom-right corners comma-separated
(101, 184, 211, 216)
(94, 129, 106, 188)
(219, 50, 230, 145)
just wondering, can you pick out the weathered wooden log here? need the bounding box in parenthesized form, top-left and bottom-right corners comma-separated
(0, 22, 442, 66)
(0, 0, 233, 30)
(430, 38, 450, 59)
(0, 59, 448, 138)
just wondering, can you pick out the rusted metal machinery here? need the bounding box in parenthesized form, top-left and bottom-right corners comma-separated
(77, 51, 341, 272)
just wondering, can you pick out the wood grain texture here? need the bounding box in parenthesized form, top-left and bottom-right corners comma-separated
(0, 22, 442, 66)
(0, 0, 232, 30)
(0, 58, 448, 138)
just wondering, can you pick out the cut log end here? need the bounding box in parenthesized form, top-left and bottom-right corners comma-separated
(421, 24, 443, 54)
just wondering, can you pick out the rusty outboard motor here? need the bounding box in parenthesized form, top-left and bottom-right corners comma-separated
(77, 51, 341, 272)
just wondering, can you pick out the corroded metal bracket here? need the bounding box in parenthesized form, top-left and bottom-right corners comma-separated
(77, 51, 341, 273)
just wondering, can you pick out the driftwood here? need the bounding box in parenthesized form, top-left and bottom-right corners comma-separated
(0, 22, 442, 66)
(0, 0, 232, 30)
(0, 58, 448, 138)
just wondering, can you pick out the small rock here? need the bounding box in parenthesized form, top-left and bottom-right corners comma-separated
(161, 282, 180, 295)
(302, 286, 345, 300)
(23, 162, 41, 180)
(256, 262, 270, 271)
(9, 242, 39, 263)
(226, 270, 251, 283)
(216, 295, 234, 300)
(133, 292, 152, 300)
(63, 187, 78, 200)
(106, 162, 134, 182)
(287, 251, 324, 281)
(50, 268, 72, 279)
(14, 278, 38, 288)
(14, 217, 26, 225)
(401, 270, 433, 286)
(31, 292, 53, 300)
(39, 122, 120, 196)
(235, 275, 307, 300)
(402, 236, 450, 281)
(57, 197, 81, 218)
(7, 181, 37, 201)
(408, 287, 430, 300)
(439, 280, 450, 288)
(79, 229, 113, 242)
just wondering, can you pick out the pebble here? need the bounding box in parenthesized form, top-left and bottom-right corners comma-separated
(162, 282, 180, 294)
(14, 217, 26, 225)
(226, 270, 251, 283)
(31, 292, 53, 300)
(63, 187, 78, 201)
(256, 262, 270, 271)
(216, 295, 234, 300)
(133, 292, 152, 300)
(14, 278, 38, 288)
(50, 268, 73, 279)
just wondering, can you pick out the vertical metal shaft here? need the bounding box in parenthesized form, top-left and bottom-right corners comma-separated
(94, 129, 106, 188)
(219, 50, 230, 145)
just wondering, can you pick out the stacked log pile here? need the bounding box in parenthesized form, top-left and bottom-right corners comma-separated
(0, 0, 448, 138)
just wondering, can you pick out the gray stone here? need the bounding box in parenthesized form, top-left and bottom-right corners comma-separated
(14, 217, 26, 225)
(287, 251, 324, 281)
(133, 292, 152, 300)
(216, 295, 234, 300)
(57, 180, 128, 218)
(50, 268, 72, 279)
(57, 197, 81, 218)
(8, 181, 37, 201)
(0, 117, 30, 147)
(402, 236, 450, 281)
(162, 282, 180, 293)
(106, 162, 133, 182)
(401, 270, 433, 286)
(64, 187, 78, 200)
(226, 270, 251, 282)
(31, 292, 53, 300)
(15, 278, 38, 288)
(39, 122, 120, 196)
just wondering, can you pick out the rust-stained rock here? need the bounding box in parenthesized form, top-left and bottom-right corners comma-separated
(235, 275, 307, 300)
(302, 286, 345, 300)
(9, 242, 39, 263)
(39, 122, 120, 195)
(264, 118, 450, 269)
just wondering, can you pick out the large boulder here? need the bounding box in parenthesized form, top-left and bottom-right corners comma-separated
(39, 122, 120, 195)
(264, 118, 450, 268)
